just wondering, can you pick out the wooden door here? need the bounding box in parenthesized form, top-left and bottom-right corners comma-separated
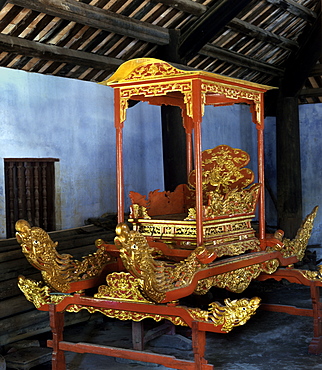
(4, 158, 59, 237)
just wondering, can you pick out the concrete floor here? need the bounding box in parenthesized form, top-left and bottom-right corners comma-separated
(8, 280, 322, 369)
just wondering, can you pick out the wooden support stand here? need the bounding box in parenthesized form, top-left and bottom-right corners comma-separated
(49, 305, 66, 370)
(257, 268, 322, 355)
(47, 304, 213, 370)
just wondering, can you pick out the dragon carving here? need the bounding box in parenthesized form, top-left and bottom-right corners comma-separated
(207, 297, 261, 332)
(16, 219, 111, 292)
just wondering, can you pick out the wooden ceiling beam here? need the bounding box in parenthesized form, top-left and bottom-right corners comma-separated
(152, 0, 206, 16)
(155, 1, 299, 53)
(279, 11, 322, 96)
(0, 1, 7, 10)
(178, 0, 253, 61)
(200, 43, 284, 77)
(310, 63, 322, 76)
(10, 0, 169, 45)
(0, 22, 285, 80)
(229, 18, 298, 51)
(0, 33, 123, 72)
(266, 0, 317, 23)
(299, 87, 322, 97)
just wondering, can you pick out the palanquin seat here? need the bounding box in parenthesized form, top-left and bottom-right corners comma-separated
(129, 145, 261, 257)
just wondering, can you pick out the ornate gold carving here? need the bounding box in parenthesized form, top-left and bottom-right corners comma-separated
(195, 259, 279, 294)
(298, 269, 322, 281)
(114, 223, 223, 303)
(213, 239, 260, 257)
(201, 81, 262, 124)
(120, 82, 192, 99)
(68, 296, 260, 332)
(15, 220, 111, 292)
(185, 145, 260, 219)
(125, 61, 187, 81)
(135, 216, 255, 247)
(270, 206, 318, 261)
(130, 204, 151, 219)
(17, 275, 67, 308)
(95, 272, 151, 303)
(103, 59, 270, 125)
(209, 297, 261, 332)
(18, 274, 260, 333)
(67, 304, 187, 326)
(189, 145, 254, 193)
(119, 81, 193, 122)
(204, 184, 260, 217)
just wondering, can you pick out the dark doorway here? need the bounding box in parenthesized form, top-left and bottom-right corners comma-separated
(4, 158, 59, 238)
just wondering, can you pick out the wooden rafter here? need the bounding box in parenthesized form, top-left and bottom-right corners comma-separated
(280, 11, 322, 96)
(0, 1, 7, 11)
(200, 43, 284, 77)
(310, 63, 322, 76)
(266, 0, 317, 23)
(0, 33, 123, 71)
(151, 0, 206, 16)
(299, 87, 322, 97)
(178, 0, 253, 61)
(10, 0, 169, 45)
(228, 18, 298, 51)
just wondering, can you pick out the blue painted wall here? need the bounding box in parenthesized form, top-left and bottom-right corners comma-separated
(0, 67, 162, 237)
(0, 67, 320, 248)
(299, 103, 322, 246)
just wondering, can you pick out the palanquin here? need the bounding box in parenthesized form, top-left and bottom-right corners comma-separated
(17, 59, 322, 370)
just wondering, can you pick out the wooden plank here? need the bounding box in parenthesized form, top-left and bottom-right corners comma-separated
(11, 0, 169, 45)
(0, 273, 42, 300)
(0, 309, 91, 345)
(0, 296, 34, 320)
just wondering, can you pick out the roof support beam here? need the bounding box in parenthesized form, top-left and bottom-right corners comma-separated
(279, 11, 322, 96)
(229, 18, 298, 51)
(178, 0, 253, 61)
(10, 0, 169, 45)
(0, 1, 7, 11)
(152, 0, 206, 16)
(299, 88, 322, 97)
(0, 33, 123, 72)
(200, 44, 284, 77)
(310, 63, 322, 76)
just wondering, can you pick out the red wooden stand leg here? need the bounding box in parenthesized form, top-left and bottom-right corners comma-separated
(309, 285, 322, 355)
(49, 304, 66, 370)
(192, 321, 211, 370)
